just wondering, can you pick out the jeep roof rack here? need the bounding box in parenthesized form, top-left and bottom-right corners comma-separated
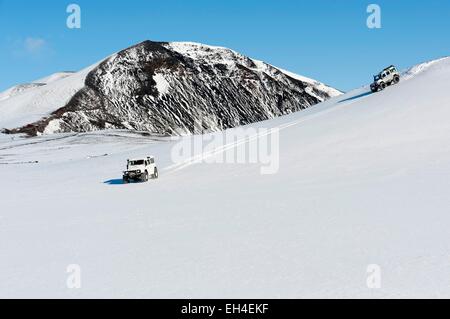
(384, 65, 396, 71)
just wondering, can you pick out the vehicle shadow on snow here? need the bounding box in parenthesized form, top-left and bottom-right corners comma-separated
(104, 179, 148, 185)
(104, 179, 125, 185)
(339, 91, 372, 103)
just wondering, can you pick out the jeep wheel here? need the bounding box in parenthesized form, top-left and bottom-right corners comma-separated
(393, 75, 400, 84)
(140, 172, 148, 182)
(153, 168, 159, 179)
(380, 82, 386, 90)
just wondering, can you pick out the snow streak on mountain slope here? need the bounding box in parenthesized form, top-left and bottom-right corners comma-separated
(1, 57, 450, 298)
(0, 41, 341, 136)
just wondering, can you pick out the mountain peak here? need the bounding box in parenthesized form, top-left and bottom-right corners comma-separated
(1, 40, 342, 136)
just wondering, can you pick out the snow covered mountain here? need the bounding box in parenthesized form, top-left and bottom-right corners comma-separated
(1, 56, 450, 298)
(0, 40, 341, 136)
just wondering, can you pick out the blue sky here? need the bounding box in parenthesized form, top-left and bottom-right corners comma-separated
(0, 0, 449, 92)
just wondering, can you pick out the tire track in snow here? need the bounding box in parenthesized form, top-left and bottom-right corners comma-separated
(162, 98, 352, 175)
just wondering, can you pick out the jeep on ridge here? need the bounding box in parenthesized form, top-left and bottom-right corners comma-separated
(123, 157, 159, 183)
(370, 65, 400, 92)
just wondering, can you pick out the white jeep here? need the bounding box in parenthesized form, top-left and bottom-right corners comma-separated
(370, 65, 400, 92)
(123, 157, 159, 183)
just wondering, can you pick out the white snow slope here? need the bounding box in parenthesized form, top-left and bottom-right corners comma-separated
(1, 57, 450, 298)
(0, 65, 98, 129)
